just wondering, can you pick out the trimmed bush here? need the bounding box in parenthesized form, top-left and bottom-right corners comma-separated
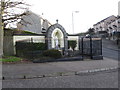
(42, 49, 62, 59)
(68, 40, 77, 51)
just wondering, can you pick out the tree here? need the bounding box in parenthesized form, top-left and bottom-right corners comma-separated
(0, 0, 30, 56)
(86, 28, 95, 35)
(1, 0, 30, 28)
(68, 40, 77, 51)
(0, 5, 3, 57)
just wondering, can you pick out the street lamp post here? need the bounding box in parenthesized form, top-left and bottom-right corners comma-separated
(72, 11, 79, 34)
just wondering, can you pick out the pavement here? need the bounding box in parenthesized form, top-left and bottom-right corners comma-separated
(2, 57, 118, 80)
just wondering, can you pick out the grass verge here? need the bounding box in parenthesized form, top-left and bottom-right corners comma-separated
(0, 56, 22, 62)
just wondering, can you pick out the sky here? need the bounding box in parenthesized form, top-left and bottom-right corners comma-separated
(24, 0, 119, 34)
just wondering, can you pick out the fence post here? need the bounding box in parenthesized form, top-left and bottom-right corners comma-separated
(81, 37, 84, 59)
(90, 37, 92, 59)
(31, 37, 33, 59)
(101, 38, 102, 55)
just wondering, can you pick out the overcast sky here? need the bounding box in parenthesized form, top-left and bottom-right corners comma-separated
(25, 0, 119, 34)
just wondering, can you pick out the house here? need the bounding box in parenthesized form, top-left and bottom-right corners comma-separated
(93, 15, 117, 37)
(17, 11, 52, 34)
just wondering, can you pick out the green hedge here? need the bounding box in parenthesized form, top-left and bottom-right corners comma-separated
(16, 42, 47, 51)
(16, 42, 47, 58)
(42, 49, 62, 59)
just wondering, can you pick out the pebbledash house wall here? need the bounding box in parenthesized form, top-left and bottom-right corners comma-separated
(17, 11, 51, 34)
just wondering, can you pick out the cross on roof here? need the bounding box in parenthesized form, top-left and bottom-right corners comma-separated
(56, 19, 58, 23)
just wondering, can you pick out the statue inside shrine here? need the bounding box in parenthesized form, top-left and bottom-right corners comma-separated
(54, 36, 60, 49)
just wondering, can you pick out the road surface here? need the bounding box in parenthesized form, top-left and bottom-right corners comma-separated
(2, 70, 118, 88)
(102, 47, 119, 60)
(102, 39, 119, 60)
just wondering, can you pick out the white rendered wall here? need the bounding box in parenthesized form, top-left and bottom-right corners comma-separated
(14, 36, 45, 44)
